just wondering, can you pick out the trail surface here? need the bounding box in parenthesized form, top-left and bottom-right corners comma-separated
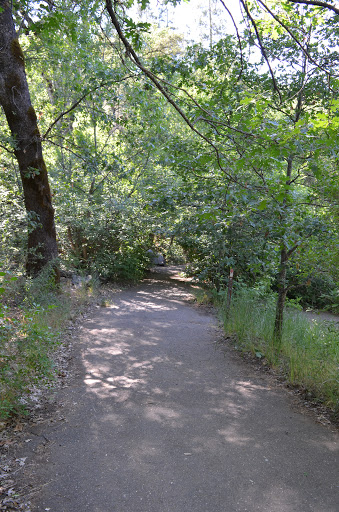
(19, 268, 338, 512)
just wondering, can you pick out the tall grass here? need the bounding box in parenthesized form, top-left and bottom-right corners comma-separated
(215, 285, 339, 414)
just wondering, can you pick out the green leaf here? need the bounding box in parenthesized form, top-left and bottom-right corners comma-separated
(198, 154, 213, 165)
(276, 192, 286, 203)
(310, 164, 321, 179)
(258, 200, 267, 211)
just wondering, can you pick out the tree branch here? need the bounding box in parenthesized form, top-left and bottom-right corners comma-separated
(218, 0, 244, 79)
(105, 0, 228, 173)
(0, 142, 15, 154)
(42, 76, 134, 140)
(287, 0, 339, 16)
(256, 0, 331, 77)
(43, 138, 88, 163)
(239, 0, 282, 101)
(43, 88, 103, 140)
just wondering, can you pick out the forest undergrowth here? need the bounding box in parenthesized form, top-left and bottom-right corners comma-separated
(0, 268, 102, 421)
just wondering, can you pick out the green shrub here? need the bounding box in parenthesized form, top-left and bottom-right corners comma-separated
(0, 269, 70, 419)
(319, 289, 339, 314)
(62, 213, 153, 283)
(0, 301, 58, 419)
(283, 270, 338, 311)
(90, 247, 149, 282)
(163, 243, 186, 265)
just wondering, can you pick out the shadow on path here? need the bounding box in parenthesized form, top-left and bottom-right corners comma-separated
(19, 269, 338, 512)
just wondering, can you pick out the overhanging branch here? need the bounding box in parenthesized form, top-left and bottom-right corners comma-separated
(103, 0, 276, 191)
(287, 0, 339, 16)
(257, 0, 331, 77)
(104, 1, 223, 158)
(42, 76, 134, 140)
(239, 0, 282, 101)
(218, 0, 244, 80)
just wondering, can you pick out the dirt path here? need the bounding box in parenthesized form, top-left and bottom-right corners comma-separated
(302, 309, 339, 327)
(16, 269, 338, 511)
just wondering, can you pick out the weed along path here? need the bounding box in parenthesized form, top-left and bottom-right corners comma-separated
(19, 268, 338, 512)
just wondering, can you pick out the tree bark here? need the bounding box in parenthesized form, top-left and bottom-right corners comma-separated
(0, 1, 59, 277)
(273, 247, 288, 343)
(272, 156, 294, 345)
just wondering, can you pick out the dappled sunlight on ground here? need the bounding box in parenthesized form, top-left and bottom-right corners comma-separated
(26, 269, 339, 512)
(144, 406, 184, 428)
(80, 277, 266, 445)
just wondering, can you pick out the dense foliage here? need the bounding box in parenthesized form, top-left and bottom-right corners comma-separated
(0, 0, 338, 415)
(1, 0, 338, 307)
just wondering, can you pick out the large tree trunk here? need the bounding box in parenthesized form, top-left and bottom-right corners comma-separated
(0, 1, 58, 277)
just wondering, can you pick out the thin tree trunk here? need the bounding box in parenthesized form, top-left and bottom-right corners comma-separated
(272, 45, 307, 345)
(0, 1, 59, 278)
(272, 156, 294, 345)
(273, 247, 288, 343)
(272, 153, 293, 348)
